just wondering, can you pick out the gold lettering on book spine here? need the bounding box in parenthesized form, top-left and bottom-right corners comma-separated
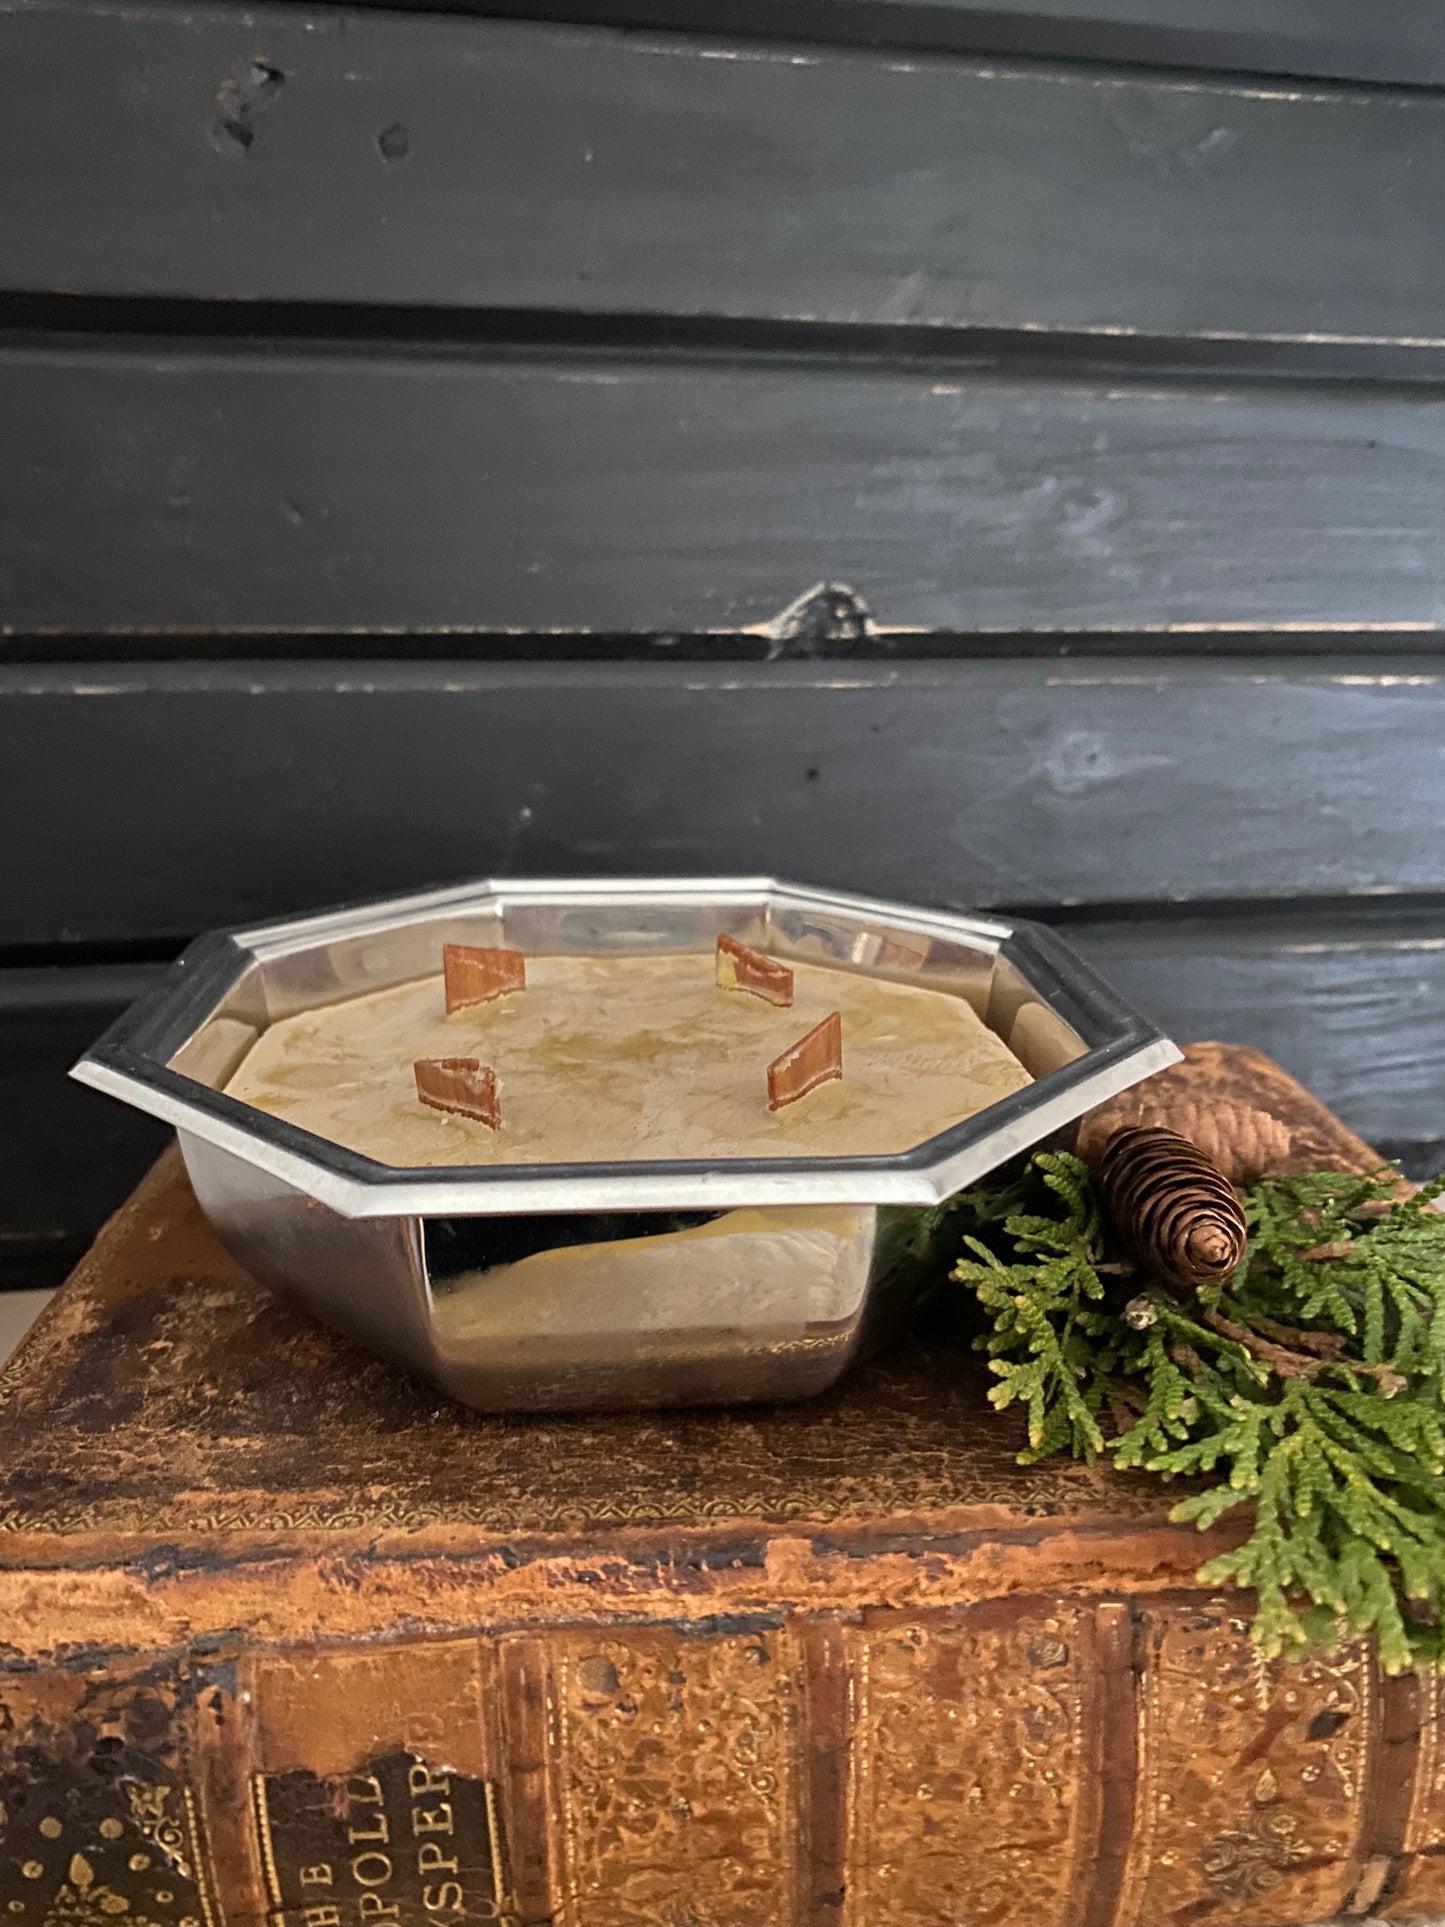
(248, 1751, 506, 1927)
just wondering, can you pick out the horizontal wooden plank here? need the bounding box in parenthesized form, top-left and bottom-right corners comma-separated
(324, 0, 1445, 91)
(0, 968, 172, 1289)
(1069, 913, 1445, 1156)
(6, 344, 1445, 636)
(4, 658, 1445, 945)
(7, 4, 1445, 344)
(9, 911, 1444, 1287)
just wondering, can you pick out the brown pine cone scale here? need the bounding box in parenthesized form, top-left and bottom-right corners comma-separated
(1095, 1125, 1248, 1293)
(1076, 1094, 1291, 1187)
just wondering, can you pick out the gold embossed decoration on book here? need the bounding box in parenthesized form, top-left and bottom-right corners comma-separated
(3, 1045, 1444, 1927)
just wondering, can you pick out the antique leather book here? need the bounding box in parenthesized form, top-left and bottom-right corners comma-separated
(0, 1046, 1440, 1927)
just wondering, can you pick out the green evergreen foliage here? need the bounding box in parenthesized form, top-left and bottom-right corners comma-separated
(951, 1154, 1445, 1671)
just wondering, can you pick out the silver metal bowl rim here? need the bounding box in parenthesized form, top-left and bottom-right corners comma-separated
(71, 875, 1179, 1217)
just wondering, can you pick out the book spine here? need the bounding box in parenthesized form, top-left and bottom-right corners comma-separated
(3, 1596, 1442, 1927)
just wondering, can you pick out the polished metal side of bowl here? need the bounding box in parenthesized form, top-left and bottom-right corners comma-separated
(180, 1133, 950, 1411)
(74, 876, 1179, 1411)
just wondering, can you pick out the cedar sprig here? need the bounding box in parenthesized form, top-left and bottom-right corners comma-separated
(955, 1153, 1115, 1463)
(951, 1154, 1445, 1670)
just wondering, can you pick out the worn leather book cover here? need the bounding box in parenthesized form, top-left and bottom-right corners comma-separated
(0, 1046, 1440, 1927)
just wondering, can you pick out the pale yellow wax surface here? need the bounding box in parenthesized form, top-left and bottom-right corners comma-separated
(224, 953, 1030, 1168)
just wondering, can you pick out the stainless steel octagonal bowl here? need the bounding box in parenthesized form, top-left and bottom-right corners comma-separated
(73, 877, 1178, 1411)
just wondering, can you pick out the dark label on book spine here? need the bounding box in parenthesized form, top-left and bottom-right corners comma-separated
(250, 1752, 505, 1927)
(0, 1678, 221, 1927)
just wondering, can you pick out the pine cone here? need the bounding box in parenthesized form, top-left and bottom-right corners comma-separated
(1076, 1095, 1291, 1187)
(1095, 1125, 1248, 1293)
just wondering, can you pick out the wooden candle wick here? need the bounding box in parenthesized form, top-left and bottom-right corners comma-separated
(767, 1011, 842, 1111)
(443, 943, 526, 1014)
(716, 934, 794, 1007)
(414, 1057, 502, 1129)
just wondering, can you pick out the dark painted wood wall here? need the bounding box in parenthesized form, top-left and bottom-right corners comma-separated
(4, 0, 1444, 1285)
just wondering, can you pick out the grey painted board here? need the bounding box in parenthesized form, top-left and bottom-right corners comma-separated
(0, 968, 172, 1290)
(1070, 914, 1445, 1152)
(9, 4, 1445, 344)
(6, 344, 1445, 637)
(325, 0, 1445, 91)
(5, 658, 1445, 945)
